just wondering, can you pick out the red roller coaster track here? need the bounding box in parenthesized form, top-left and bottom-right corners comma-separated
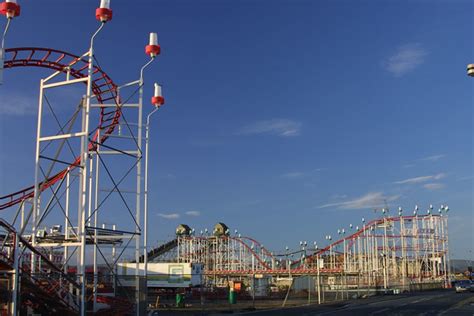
(0, 47, 121, 210)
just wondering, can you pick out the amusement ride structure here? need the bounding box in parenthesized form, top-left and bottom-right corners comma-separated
(0, 0, 165, 314)
(149, 208, 451, 293)
(0, 1, 452, 315)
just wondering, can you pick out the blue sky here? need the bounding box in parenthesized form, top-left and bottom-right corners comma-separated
(0, 0, 472, 259)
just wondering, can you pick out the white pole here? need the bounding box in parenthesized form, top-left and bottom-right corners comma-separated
(317, 254, 321, 304)
(0, 18, 12, 85)
(11, 232, 19, 315)
(32, 79, 46, 276)
(136, 57, 154, 315)
(144, 107, 159, 284)
(383, 218, 388, 290)
(79, 22, 105, 316)
(93, 132, 100, 312)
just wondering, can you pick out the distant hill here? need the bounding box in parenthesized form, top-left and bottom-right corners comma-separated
(451, 259, 473, 273)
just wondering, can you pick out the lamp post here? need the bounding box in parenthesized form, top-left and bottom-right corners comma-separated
(337, 229, 342, 299)
(1, 3, 21, 312)
(251, 243, 255, 308)
(341, 229, 346, 271)
(399, 207, 406, 289)
(300, 241, 310, 304)
(427, 204, 435, 279)
(413, 205, 419, 278)
(144, 83, 165, 279)
(0, 0, 21, 84)
(441, 205, 451, 286)
(285, 246, 291, 278)
(325, 235, 332, 269)
(314, 242, 321, 304)
(324, 235, 329, 269)
(381, 209, 388, 291)
(342, 228, 347, 300)
(467, 64, 474, 77)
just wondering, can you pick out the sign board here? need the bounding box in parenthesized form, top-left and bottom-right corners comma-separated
(117, 262, 203, 288)
(328, 276, 336, 285)
(317, 258, 324, 269)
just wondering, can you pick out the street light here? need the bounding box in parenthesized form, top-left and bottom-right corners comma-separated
(314, 241, 321, 304)
(326, 235, 333, 269)
(1, 0, 21, 84)
(144, 83, 165, 276)
(298, 241, 311, 304)
(467, 64, 474, 77)
(341, 228, 346, 271)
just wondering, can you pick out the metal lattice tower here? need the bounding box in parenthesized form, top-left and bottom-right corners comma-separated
(150, 212, 450, 290)
(0, 1, 164, 315)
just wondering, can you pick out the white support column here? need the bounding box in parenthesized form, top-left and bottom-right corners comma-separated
(79, 23, 105, 315)
(11, 232, 20, 316)
(93, 136, 100, 312)
(32, 78, 46, 275)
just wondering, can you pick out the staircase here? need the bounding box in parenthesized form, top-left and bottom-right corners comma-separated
(0, 219, 79, 315)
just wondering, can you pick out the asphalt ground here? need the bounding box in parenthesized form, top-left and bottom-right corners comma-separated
(232, 290, 474, 316)
(155, 290, 474, 316)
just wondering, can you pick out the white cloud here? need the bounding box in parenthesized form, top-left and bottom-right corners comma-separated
(238, 119, 302, 137)
(318, 192, 399, 210)
(185, 211, 200, 216)
(330, 194, 348, 199)
(281, 171, 305, 179)
(394, 173, 445, 184)
(418, 154, 446, 162)
(385, 43, 427, 77)
(281, 168, 323, 179)
(157, 213, 180, 219)
(0, 93, 37, 115)
(423, 183, 445, 190)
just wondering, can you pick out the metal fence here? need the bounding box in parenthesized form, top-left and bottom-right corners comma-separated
(141, 273, 446, 315)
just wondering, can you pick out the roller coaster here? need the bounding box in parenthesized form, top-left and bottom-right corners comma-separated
(0, 1, 451, 315)
(0, 1, 163, 315)
(146, 214, 451, 290)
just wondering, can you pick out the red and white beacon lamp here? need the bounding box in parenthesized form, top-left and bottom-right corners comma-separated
(0, 0, 20, 19)
(96, 0, 112, 23)
(146, 32, 161, 58)
(152, 83, 164, 107)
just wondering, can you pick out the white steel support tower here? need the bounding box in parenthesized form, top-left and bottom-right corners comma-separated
(163, 211, 450, 291)
(0, 2, 165, 315)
